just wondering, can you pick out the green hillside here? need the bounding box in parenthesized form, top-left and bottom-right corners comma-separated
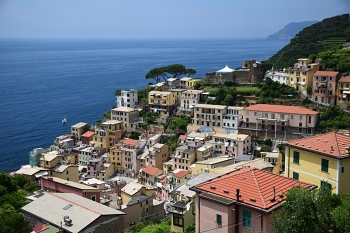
(267, 14, 350, 69)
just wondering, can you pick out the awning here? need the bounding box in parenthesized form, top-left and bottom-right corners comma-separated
(35, 171, 48, 178)
(343, 91, 350, 94)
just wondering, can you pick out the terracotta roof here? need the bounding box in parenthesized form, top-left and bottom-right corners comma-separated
(142, 165, 160, 176)
(193, 168, 314, 210)
(286, 132, 350, 159)
(174, 170, 189, 178)
(314, 71, 340, 77)
(82, 131, 95, 137)
(339, 76, 350, 83)
(244, 104, 318, 115)
(179, 135, 187, 140)
(159, 176, 167, 183)
(123, 139, 138, 145)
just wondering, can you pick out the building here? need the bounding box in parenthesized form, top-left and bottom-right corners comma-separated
(93, 120, 123, 150)
(205, 133, 252, 157)
(179, 90, 203, 115)
(188, 104, 227, 134)
(111, 106, 143, 133)
(81, 131, 94, 145)
(265, 70, 288, 84)
(116, 89, 138, 108)
(190, 168, 315, 233)
(190, 156, 235, 175)
(179, 77, 202, 89)
(166, 78, 180, 89)
(223, 107, 243, 134)
(22, 192, 125, 233)
(173, 145, 197, 171)
(148, 90, 177, 118)
(120, 181, 156, 205)
(209, 158, 274, 175)
(71, 122, 87, 142)
(78, 146, 94, 165)
(312, 71, 341, 105)
(337, 76, 350, 109)
(239, 104, 318, 140)
(139, 165, 163, 187)
(41, 176, 101, 202)
(121, 138, 143, 175)
(13, 165, 48, 181)
(260, 151, 283, 174)
(286, 58, 324, 96)
(147, 143, 169, 170)
(285, 132, 350, 194)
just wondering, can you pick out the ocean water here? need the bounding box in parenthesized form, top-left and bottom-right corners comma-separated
(0, 38, 289, 172)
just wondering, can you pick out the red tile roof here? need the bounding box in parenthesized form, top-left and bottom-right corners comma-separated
(142, 165, 160, 176)
(244, 104, 318, 115)
(123, 139, 138, 145)
(314, 71, 340, 77)
(339, 76, 350, 83)
(286, 132, 350, 159)
(179, 135, 187, 140)
(174, 170, 189, 178)
(193, 168, 314, 210)
(159, 176, 167, 183)
(82, 131, 95, 137)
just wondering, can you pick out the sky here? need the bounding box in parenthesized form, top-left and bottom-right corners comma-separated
(0, 0, 349, 39)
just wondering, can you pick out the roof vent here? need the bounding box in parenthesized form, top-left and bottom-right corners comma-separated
(250, 198, 256, 202)
(295, 142, 298, 145)
(317, 138, 320, 140)
(301, 144, 304, 146)
(223, 190, 229, 194)
(64, 216, 72, 226)
(210, 186, 216, 190)
(316, 148, 318, 150)
(308, 146, 311, 148)
(278, 192, 284, 198)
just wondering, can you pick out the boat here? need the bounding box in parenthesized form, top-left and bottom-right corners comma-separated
(62, 118, 67, 124)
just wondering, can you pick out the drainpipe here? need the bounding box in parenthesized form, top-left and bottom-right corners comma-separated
(198, 195, 200, 233)
(235, 189, 240, 233)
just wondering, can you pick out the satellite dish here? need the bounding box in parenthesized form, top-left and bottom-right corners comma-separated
(253, 63, 257, 68)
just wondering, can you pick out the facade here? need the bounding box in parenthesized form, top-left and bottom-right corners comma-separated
(166, 78, 180, 88)
(285, 132, 350, 194)
(223, 107, 243, 134)
(93, 120, 123, 150)
(111, 106, 142, 133)
(190, 156, 235, 175)
(265, 70, 288, 84)
(71, 122, 87, 142)
(139, 165, 163, 187)
(173, 145, 197, 171)
(148, 90, 177, 117)
(190, 168, 315, 233)
(86, 157, 103, 178)
(312, 71, 341, 105)
(121, 138, 140, 175)
(239, 104, 318, 140)
(286, 58, 324, 96)
(337, 76, 350, 109)
(79, 146, 94, 165)
(116, 89, 138, 108)
(81, 131, 94, 145)
(260, 151, 283, 174)
(109, 145, 122, 172)
(179, 89, 203, 115)
(205, 133, 252, 157)
(188, 104, 227, 134)
(146, 143, 169, 170)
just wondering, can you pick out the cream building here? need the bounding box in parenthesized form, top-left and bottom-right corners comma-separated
(111, 106, 143, 133)
(93, 120, 123, 150)
(148, 91, 177, 117)
(71, 122, 87, 141)
(205, 133, 252, 157)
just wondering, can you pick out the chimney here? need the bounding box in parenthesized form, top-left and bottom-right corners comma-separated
(236, 189, 240, 201)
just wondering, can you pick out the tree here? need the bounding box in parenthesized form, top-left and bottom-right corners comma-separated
(145, 67, 167, 83)
(82, 124, 91, 134)
(306, 85, 312, 95)
(145, 64, 197, 83)
(0, 211, 32, 233)
(186, 68, 197, 77)
(115, 89, 122, 96)
(130, 131, 141, 140)
(184, 223, 195, 233)
(166, 64, 186, 78)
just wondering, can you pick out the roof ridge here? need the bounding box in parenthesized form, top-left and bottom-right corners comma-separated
(48, 193, 102, 215)
(251, 170, 266, 208)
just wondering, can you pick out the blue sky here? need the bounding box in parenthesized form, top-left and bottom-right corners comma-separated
(0, 0, 349, 39)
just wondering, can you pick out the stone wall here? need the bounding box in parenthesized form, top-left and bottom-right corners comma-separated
(83, 215, 124, 233)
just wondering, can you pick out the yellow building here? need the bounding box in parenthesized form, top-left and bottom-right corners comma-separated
(337, 76, 350, 109)
(260, 151, 282, 174)
(148, 91, 177, 117)
(109, 144, 122, 172)
(190, 156, 235, 175)
(286, 58, 324, 96)
(120, 181, 156, 205)
(188, 104, 227, 133)
(93, 120, 123, 150)
(285, 132, 350, 194)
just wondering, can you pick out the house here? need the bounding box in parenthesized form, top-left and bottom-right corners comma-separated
(111, 106, 143, 133)
(93, 120, 123, 150)
(120, 181, 155, 205)
(190, 156, 235, 175)
(169, 88, 186, 104)
(210, 158, 274, 175)
(81, 131, 94, 145)
(78, 146, 94, 165)
(223, 107, 243, 134)
(86, 157, 103, 178)
(172, 145, 197, 171)
(139, 165, 163, 187)
(265, 70, 288, 84)
(239, 104, 318, 140)
(337, 76, 350, 109)
(185, 132, 206, 152)
(285, 132, 350, 194)
(179, 77, 202, 89)
(41, 176, 101, 202)
(179, 89, 203, 115)
(286, 58, 324, 96)
(190, 168, 315, 233)
(13, 165, 48, 181)
(312, 71, 341, 105)
(116, 89, 138, 108)
(260, 151, 283, 174)
(148, 90, 177, 117)
(109, 145, 122, 172)
(166, 77, 180, 88)
(146, 143, 169, 170)
(121, 138, 145, 176)
(71, 122, 87, 142)
(22, 192, 125, 233)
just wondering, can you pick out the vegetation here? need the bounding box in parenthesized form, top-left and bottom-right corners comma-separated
(129, 131, 141, 140)
(145, 64, 196, 83)
(125, 218, 171, 233)
(267, 14, 350, 68)
(167, 115, 192, 132)
(0, 172, 39, 232)
(82, 123, 91, 134)
(272, 185, 350, 233)
(310, 47, 350, 73)
(317, 105, 350, 132)
(184, 223, 195, 233)
(138, 86, 155, 108)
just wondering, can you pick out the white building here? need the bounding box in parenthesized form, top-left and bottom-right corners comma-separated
(180, 89, 203, 114)
(223, 106, 243, 134)
(116, 89, 138, 108)
(79, 146, 94, 165)
(265, 70, 288, 85)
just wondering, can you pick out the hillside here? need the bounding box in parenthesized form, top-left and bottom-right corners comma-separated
(267, 14, 350, 68)
(267, 21, 318, 40)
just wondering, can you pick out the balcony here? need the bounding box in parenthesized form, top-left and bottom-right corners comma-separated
(168, 201, 192, 215)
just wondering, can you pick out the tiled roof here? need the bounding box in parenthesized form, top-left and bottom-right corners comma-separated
(244, 104, 318, 115)
(179, 135, 187, 140)
(82, 131, 95, 137)
(193, 168, 314, 210)
(286, 132, 350, 159)
(174, 170, 189, 178)
(314, 71, 340, 77)
(339, 76, 350, 83)
(142, 165, 160, 176)
(123, 139, 138, 145)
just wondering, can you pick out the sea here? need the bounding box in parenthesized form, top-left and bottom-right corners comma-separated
(0, 38, 289, 172)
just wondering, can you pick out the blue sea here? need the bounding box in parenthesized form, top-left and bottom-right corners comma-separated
(0, 38, 289, 172)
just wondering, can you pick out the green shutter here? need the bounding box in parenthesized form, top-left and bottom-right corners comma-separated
(293, 151, 300, 164)
(321, 159, 329, 172)
(293, 172, 299, 180)
(216, 214, 222, 225)
(243, 209, 251, 228)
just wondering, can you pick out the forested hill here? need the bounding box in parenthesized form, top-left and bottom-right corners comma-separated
(267, 21, 318, 40)
(267, 14, 350, 69)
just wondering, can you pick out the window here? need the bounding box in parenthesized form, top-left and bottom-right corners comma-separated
(254, 112, 257, 116)
(299, 115, 302, 121)
(91, 196, 96, 201)
(216, 214, 222, 225)
(321, 159, 329, 173)
(291, 115, 294, 119)
(308, 116, 312, 124)
(293, 151, 300, 164)
(341, 166, 345, 173)
(293, 172, 299, 180)
(242, 209, 251, 228)
(173, 214, 183, 226)
(84, 192, 87, 196)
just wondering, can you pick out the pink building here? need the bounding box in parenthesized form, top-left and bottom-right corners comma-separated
(86, 157, 103, 178)
(312, 71, 341, 105)
(41, 176, 101, 202)
(190, 168, 315, 233)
